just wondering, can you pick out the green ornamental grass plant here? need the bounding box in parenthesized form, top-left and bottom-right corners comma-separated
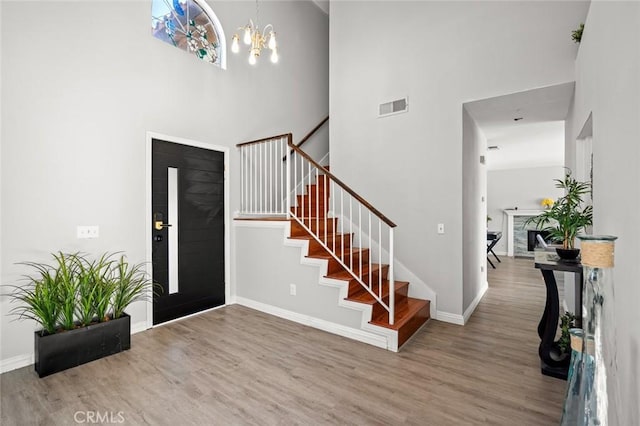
(6, 252, 156, 335)
(111, 255, 152, 319)
(54, 252, 79, 331)
(8, 261, 60, 335)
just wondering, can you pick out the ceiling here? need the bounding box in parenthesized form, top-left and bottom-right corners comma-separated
(465, 82, 574, 170)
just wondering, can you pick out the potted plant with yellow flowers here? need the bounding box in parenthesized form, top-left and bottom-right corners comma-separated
(526, 170, 592, 260)
(541, 198, 555, 210)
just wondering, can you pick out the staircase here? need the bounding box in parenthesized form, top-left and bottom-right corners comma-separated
(237, 128, 431, 351)
(288, 170, 430, 350)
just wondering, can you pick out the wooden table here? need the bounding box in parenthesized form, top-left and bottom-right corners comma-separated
(534, 252, 583, 380)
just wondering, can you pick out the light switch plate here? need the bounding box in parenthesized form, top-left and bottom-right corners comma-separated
(77, 225, 99, 239)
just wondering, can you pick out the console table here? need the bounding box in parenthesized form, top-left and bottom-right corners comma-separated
(534, 253, 583, 380)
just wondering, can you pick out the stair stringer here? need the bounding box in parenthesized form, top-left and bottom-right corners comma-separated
(282, 221, 400, 351)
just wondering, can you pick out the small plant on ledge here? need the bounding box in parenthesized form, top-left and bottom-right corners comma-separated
(572, 23, 584, 44)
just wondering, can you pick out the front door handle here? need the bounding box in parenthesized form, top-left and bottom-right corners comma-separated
(153, 213, 172, 231)
(154, 221, 172, 231)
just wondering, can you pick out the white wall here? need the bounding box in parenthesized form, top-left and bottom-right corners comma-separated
(461, 108, 487, 313)
(566, 2, 640, 424)
(330, 1, 588, 316)
(0, 0, 328, 368)
(234, 223, 363, 328)
(487, 166, 566, 254)
(294, 121, 330, 166)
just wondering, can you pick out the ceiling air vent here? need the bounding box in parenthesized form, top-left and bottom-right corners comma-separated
(378, 97, 408, 118)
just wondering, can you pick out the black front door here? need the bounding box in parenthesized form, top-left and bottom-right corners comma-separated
(152, 138, 225, 325)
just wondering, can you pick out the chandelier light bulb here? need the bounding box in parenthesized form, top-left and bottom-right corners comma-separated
(268, 32, 277, 50)
(233, 8, 278, 66)
(231, 35, 240, 53)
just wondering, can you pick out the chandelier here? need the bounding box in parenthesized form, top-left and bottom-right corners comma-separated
(230, 0, 278, 65)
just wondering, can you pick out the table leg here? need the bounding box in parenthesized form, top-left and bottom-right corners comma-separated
(538, 269, 571, 379)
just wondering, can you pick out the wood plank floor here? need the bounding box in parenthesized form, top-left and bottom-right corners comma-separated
(1, 257, 566, 425)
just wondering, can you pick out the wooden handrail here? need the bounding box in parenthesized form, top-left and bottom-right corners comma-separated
(289, 142, 397, 228)
(283, 116, 329, 161)
(236, 133, 292, 148)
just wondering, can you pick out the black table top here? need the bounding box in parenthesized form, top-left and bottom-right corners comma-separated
(487, 231, 502, 240)
(535, 258, 582, 273)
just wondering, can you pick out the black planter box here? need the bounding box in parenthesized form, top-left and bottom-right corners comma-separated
(34, 314, 131, 377)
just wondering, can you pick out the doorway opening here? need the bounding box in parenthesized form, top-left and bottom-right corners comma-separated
(461, 82, 574, 318)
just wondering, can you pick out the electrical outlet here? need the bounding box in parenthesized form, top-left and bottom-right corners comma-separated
(437, 223, 445, 234)
(289, 284, 296, 296)
(77, 225, 99, 239)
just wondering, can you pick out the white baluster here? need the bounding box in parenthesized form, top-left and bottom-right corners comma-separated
(340, 187, 344, 262)
(285, 139, 290, 217)
(389, 227, 395, 325)
(324, 170, 327, 243)
(349, 197, 353, 271)
(368, 213, 372, 291)
(378, 218, 382, 301)
(332, 181, 336, 254)
(359, 204, 362, 280)
(307, 161, 311, 225)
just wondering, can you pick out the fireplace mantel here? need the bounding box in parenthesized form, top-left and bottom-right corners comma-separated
(503, 209, 544, 256)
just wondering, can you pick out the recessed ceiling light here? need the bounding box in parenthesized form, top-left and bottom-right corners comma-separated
(514, 117, 524, 121)
(488, 145, 500, 150)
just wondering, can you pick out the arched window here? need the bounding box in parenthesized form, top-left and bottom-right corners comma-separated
(151, 0, 227, 69)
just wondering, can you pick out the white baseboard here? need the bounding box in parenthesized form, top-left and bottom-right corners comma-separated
(462, 282, 488, 324)
(131, 321, 149, 335)
(0, 353, 33, 374)
(234, 296, 388, 349)
(435, 310, 464, 325)
(435, 282, 488, 326)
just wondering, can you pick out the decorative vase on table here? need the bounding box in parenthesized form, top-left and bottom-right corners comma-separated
(577, 235, 618, 426)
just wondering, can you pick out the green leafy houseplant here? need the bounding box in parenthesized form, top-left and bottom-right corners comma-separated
(559, 311, 577, 354)
(526, 170, 593, 250)
(6, 252, 155, 336)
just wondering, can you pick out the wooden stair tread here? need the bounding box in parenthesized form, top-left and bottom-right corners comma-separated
(306, 247, 366, 260)
(289, 232, 351, 241)
(370, 297, 430, 330)
(346, 281, 409, 305)
(325, 263, 388, 281)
